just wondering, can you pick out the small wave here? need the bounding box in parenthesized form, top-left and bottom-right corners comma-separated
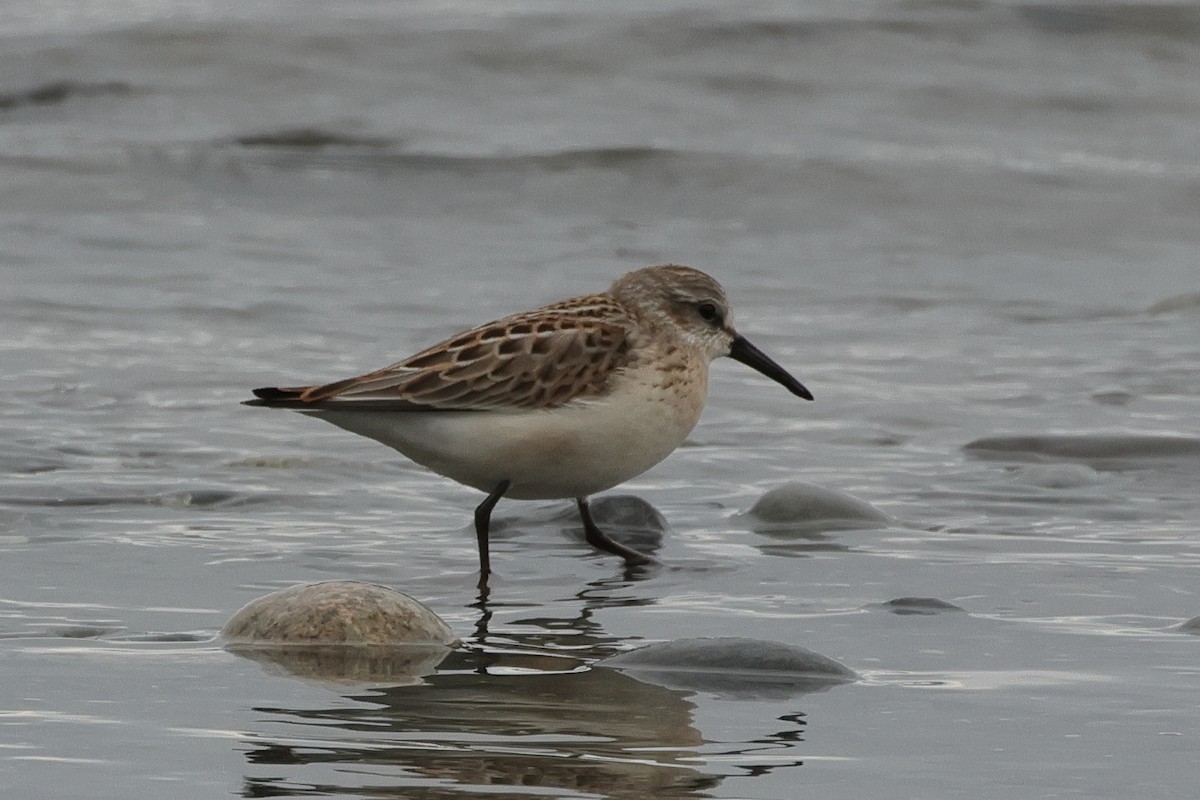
(0, 624, 125, 640)
(0, 80, 131, 111)
(1, 489, 259, 509)
(114, 632, 215, 643)
(858, 141, 1199, 181)
(234, 141, 673, 171)
(1146, 292, 1200, 315)
(232, 128, 396, 149)
(191, 139, 687, 179)
(965, 434, 1200, 461)
(1017, 3, 1200, 39)
(653, 18, 828, 48)
(632, 14, 945, 52)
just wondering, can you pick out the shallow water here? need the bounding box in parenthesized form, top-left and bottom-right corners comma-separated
(3, 1, 1200, 798)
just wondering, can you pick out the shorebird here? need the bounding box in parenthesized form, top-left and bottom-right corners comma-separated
(245, 264, 812, 584)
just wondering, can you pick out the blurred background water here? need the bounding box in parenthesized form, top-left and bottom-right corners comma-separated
(2, 1, 1199, 798)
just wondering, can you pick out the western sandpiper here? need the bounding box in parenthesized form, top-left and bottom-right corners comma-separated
(245, 264, 811, 585)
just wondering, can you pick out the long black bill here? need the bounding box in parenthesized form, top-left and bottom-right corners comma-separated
(728, 335, 814, 401)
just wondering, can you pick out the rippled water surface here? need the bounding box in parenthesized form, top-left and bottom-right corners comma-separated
(3, 1, 1199, 798)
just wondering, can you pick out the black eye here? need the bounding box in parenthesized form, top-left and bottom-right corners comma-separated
(697, 302, 720, 323)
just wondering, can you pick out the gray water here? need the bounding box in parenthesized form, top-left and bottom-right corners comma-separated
(3, 1, 1200, 797)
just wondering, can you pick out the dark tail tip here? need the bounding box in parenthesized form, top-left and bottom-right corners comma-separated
(243, 386, 305, 407)
(253, 386, 295, 400)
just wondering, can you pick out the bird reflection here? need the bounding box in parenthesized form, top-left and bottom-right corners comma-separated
(244, 665, 713, 799)
(235, 607, 832, 799)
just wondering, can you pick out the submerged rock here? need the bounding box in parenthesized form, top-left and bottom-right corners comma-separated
(544, 494, 666, 557)
(1091, 388, 1135, 406)
(874, 597, 967, 616)
(587, 495, 670, 532)
(600, 637, 856, 698)
(747, 482, 888, 531)
(548, 494, 668, 532)
(222, 581, 458, 646)
(1011, 463, 1102, 489)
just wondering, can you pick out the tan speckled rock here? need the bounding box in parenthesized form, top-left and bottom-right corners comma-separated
(222, 581, 458, 646)
(222, 581, 458, 685)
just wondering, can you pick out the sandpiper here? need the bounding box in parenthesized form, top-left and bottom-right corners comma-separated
(245, 264, 812, 584)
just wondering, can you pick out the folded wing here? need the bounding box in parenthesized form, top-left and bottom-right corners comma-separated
(246, 298, 633, 412)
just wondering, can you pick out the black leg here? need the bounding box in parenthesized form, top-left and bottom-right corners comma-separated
(474, 480, 510, 584)
(576, 496, 655, 566)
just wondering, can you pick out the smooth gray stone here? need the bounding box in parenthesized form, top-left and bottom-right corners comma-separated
(748, 481, 888, 529)
(600, 637, 856, 698)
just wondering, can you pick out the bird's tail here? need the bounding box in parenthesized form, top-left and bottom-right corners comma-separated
(243, 386, 312, 408)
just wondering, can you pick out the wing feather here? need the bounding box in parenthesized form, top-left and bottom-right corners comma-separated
(248, 295, 635, 412)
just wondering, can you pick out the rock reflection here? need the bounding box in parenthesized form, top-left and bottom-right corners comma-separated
(231, 642, 454, 687)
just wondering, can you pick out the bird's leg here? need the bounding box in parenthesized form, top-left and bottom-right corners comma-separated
(474, 480, 510, 586)
(576, 496, 655, 565)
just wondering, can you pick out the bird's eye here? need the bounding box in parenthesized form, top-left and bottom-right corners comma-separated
(697, 302, 720, 323)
